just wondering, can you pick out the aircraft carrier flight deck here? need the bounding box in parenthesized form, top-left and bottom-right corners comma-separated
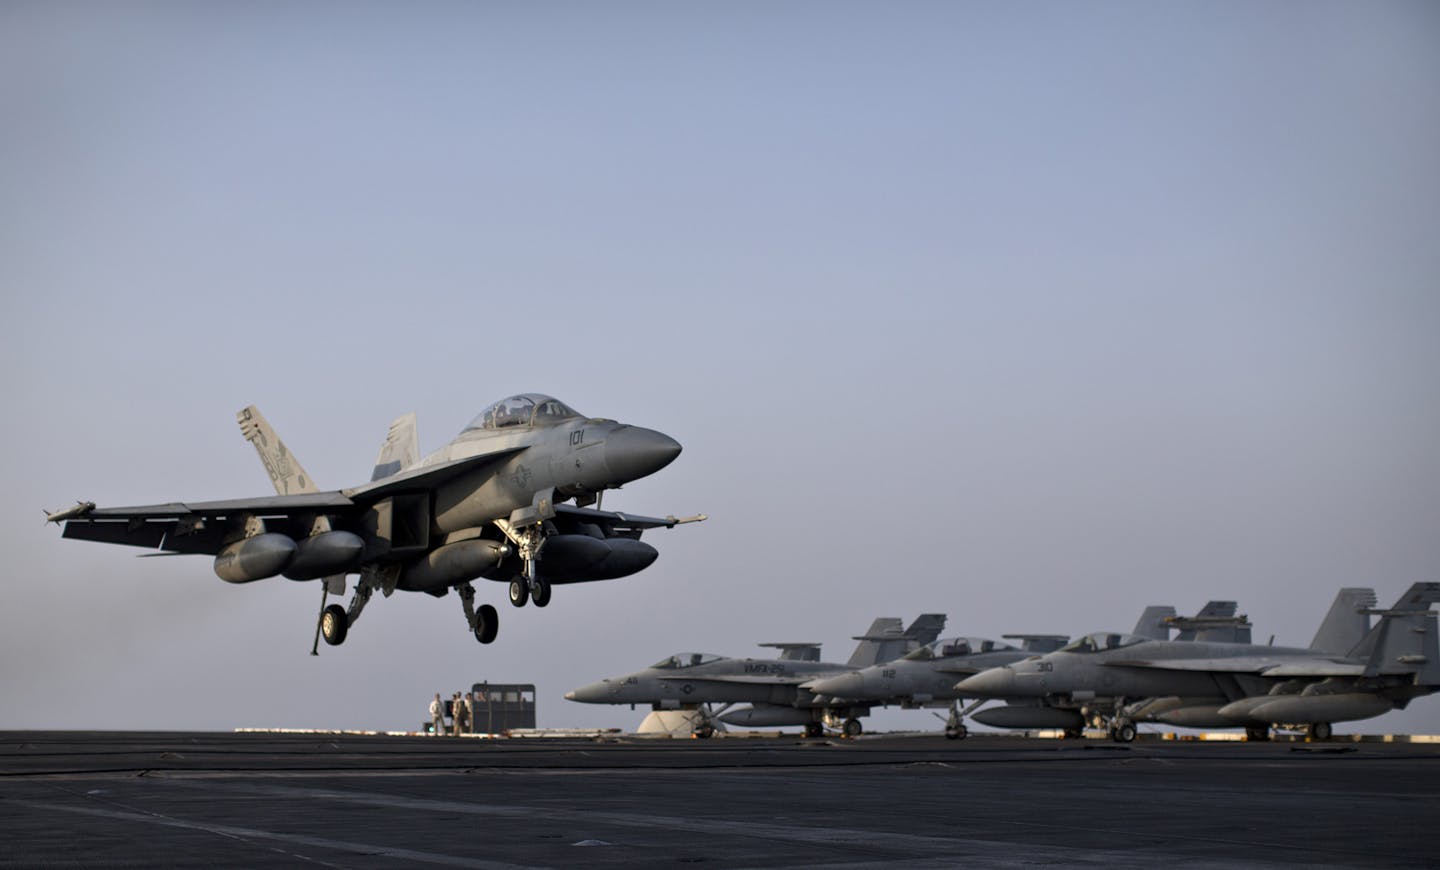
(3, 730, 1437, 868)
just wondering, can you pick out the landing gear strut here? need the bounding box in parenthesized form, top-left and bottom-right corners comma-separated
(944, 703, 969, 740)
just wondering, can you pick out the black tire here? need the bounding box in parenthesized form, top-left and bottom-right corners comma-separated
(474, 604, 499, 644)
(946, 725, 968, 740)
(1245, 724, 1270, 742)
(1309, 722, 1332, 741)
(1062, 728, 1082, 740)
(320, 604, 348, 646)
(531, 579, 551, 608)
(1113, 720, 1137, 743)
(694, 724, 715, 739)
(842, 718, 863, 738)
(508, 579, 529, 607)
(804, 721, 823, 738)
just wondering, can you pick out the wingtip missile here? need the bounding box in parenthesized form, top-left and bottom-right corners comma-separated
(45, 501, 95, 524)
(665, 514, 707, 527)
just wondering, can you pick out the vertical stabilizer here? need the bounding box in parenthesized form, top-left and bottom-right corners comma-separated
(1309, 588, 1377, 654)
(237, 406, 318, 495)
(846, 618, 904, 668)
(371, 412, 420, 481)
(1133, 606, 1177, 641)
(903, 613, 948, 648)
(1172, 601, 1250, 643)
(1354, 583, 1440, 685)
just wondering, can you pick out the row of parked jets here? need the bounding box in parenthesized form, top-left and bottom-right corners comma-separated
(566, 585, 1440, 742)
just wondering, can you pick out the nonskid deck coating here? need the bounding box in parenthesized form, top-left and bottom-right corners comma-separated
(2, 731, 1436, 868)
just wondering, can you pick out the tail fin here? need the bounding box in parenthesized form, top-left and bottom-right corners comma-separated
(1171, 601, 1251, 643)
(1132, 606, 1177, 641)
(1350, 583, 1440, 683)
(237, 406, 318, 495)
(1309, 588, 1377, 654)
(846, 617, 905, 668)
(903, 613, 947, 648)
(371, 412, 419, 482)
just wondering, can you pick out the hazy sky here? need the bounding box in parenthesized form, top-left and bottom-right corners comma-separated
(3, 1, 1437, 735)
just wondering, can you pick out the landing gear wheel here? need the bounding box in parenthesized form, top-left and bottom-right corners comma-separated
(320, 604, 348, 646)
(531, 579, 551, 608)
(693, 724, 715, 739)
(1308, 722, 1332, 741)
(508, 579, 529, 607)
(474, 604, 499, 644)
(1112, 720, 1136, 743)
(842, 718, 863, 738)
(946, 724, 969, 740)
(1062, 728, 1082, 740)
(804, 721, 823, 738)
(1245, 725, 1270, 742)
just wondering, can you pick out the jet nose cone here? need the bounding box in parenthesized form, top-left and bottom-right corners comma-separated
(809, 673, 863, 698)
(565, 681, 609, 703)
(605, 426, 683, 484)
(955, 666, 1016, 697)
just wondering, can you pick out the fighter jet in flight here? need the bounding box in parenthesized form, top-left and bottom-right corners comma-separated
(956, 586, 1440, 742)
(565, 615, 946, 737)
(48, 394, 703, 651)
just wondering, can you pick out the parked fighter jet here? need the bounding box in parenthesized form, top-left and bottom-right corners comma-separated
(804, 635, 1067, 739)
(47, 395, 704, 651)
(956, 586, 1440, 742)
(804, 603, 1246, 738)
(564, 615, 946, 737)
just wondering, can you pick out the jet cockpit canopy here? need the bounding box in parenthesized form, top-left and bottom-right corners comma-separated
(1060, 632, 1146, 654)
(904, 636, 1016, 661)
(651, 652, 724, 670)
(466, 394, 582, 432)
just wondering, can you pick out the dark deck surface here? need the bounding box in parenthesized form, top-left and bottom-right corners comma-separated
(3, 731, 1436, 868)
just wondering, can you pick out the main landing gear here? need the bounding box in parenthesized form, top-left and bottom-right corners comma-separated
(320, 604, 348, 646)
(459, 583, 499, 644)
(315, 567, 384, 651)
(1109, 718, 1137, 743)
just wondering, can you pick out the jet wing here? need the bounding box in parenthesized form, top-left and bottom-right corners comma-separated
(54, 448, 526, 557)
(1103, 655, 1361, 677)
(57, 492, 356, 554)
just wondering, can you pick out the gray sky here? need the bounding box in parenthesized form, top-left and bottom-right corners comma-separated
(3, 1, 1437, 735)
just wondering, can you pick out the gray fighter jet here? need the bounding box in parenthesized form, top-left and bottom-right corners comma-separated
(803, 603, 1245, 738)
(804, 635, 1067, 739)
(956, 585, 1440, 741)
(47, 394, 704, 651)
(565, 615, 946, 737)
